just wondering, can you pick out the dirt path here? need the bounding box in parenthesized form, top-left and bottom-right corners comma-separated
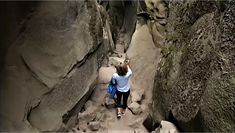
(69, 24, 161, 133)
(89, 47, 150, 133)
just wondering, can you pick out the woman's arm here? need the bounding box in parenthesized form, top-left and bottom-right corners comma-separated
(111, 75, 116, 84)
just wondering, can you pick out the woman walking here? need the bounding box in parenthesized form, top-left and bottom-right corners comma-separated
(112, 59, 132, 118)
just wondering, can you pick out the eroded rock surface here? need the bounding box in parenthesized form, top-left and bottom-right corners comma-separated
(153, 0, 235, 132)
(0, 1, 112, 132)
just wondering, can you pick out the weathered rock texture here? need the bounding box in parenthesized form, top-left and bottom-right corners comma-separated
(153, 0, 235, 132)
(0, 1, 38, 71)
(127, 24, 161, 104)
(0, 0, 113, 132)
(106, 0, 138, 50)
(138, 0, 168, 48)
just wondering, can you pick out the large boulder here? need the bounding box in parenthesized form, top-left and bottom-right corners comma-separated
(127, 24, 161, 103)
(27, 1, 109, 131)
(21, 1, 103, 89)
(88, 121, 101, 131)
(131, 90, 144, 103)
(98, 66, 116, 84)
(0, 0, 112, 132)
(155, 121, 179, 133)
(152, 0, 235, 132)
(129, 102, 142, 115)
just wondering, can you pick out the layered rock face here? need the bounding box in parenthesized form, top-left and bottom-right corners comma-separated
(153, 0, 235, 132)
(0, 0, 113, 131)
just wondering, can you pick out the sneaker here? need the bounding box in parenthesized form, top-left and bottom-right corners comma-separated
(121, 111, 125, 115)
(117, 112, 121, 119)
(121, 109, 126, 115)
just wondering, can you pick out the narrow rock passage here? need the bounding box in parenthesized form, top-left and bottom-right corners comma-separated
(1, 1, 233, 132)
(71, 23, 161, 133)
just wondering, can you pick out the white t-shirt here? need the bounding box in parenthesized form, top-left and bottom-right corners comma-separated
(112, 66, 132, 92)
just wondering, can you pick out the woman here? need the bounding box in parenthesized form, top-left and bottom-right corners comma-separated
(112, 59, 132, 118)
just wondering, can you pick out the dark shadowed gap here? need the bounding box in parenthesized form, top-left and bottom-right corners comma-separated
(167, 111, 184, 132)
(143, 114, 160, 132)
(167, 110, 206, 132)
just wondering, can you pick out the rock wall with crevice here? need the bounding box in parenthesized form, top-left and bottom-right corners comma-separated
(152, 0, 235, 132)
(105, 0, 138, 51)
(0, 0, 115, 132)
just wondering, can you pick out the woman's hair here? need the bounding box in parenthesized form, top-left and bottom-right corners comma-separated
(116, 63, 128, 76)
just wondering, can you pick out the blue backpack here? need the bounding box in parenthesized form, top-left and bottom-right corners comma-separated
(107, 78, 117, 99)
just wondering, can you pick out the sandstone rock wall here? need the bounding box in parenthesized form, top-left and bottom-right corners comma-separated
(152, 0, 235, 132)
(127, 24, 160, 95)
(0, 2, 38, 70)
(0, 0, 113, 132)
